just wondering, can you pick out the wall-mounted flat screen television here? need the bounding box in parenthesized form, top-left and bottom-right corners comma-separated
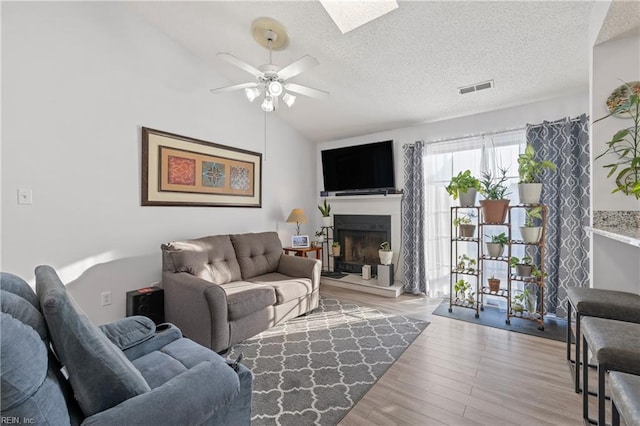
(321, 140, 395, 192)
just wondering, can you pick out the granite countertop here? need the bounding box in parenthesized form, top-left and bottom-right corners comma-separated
(587, 211, 640, 248)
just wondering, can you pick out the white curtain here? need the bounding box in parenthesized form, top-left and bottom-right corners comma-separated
(423, 130, 526, 297)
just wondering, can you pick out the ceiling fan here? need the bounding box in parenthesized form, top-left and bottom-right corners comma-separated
(210, 17, 329, 112)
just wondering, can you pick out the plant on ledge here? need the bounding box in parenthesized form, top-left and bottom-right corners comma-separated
(318, 199, 332, 226)
(594, 81, 640, 199)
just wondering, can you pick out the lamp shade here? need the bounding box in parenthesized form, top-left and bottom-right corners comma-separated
(286, 209, 307, 224)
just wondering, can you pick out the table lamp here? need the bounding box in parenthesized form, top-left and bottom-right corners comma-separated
(286, 208, 307, 235)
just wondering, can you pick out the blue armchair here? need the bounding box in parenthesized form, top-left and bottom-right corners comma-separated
(1, 267, 252, 425)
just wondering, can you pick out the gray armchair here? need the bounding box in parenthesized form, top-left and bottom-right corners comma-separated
(0, 267, 252, 425)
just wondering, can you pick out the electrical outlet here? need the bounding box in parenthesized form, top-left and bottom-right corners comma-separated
(100, 291, 112, 306)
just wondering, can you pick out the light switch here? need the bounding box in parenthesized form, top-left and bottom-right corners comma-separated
(17, 188, 33, 205)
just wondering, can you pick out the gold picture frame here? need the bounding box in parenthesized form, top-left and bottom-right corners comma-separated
(141, 127, 262, 207)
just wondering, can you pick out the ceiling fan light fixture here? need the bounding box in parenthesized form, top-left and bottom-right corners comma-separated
(268, 80, 283, 97)
(282, 93, 296, 108)
(245, 87, 261, 102)
(261, 96, 275, 112)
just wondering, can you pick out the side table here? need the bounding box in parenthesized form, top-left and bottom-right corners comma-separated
(283, 246, 322, 260)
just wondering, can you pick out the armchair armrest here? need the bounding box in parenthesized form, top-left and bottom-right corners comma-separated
(278, 255, 321, 289)
(162, 272, 230, 352)
(122, 324, 182, 361)
(99, 316, 155, 350)
(81, 361, 240, 426)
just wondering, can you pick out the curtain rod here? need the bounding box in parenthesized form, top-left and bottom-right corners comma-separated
(419, 125, 526, 146)
(525, 114, 587, 130)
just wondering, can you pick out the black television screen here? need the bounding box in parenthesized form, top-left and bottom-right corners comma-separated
(321, 140, 395, 192)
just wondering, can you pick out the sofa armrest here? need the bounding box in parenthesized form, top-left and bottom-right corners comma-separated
(162, 272, 230, 352)
(277, 255, 321, 290)
(99, 316, 156, 350)
(81, 361, 240, 426)
(122, 324, 183, 361)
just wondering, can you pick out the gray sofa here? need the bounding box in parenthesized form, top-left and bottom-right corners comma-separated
(0, 267, 252, 425)
(162, 231, 321, 353)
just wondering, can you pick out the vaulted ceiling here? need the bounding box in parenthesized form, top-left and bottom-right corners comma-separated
(131, 1, 599, 142)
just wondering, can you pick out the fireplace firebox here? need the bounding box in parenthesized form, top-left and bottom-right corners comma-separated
(333, 215, 391, 275)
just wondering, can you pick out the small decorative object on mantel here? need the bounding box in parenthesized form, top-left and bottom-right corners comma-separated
(378, 241, 393, 265)
(517, 144, 556, 204)
(595, 80, 640, 200)
(141, 127, 262, 207)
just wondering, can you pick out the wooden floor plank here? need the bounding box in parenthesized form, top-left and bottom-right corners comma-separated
(320, 286, 587, 426)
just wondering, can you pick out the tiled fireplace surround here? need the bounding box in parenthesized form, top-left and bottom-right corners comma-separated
(320, 194, 403, 297)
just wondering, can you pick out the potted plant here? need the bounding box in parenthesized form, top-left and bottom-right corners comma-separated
(331, 241, 341, 256)
(453, 214, 475, 238)
(512, 289, 527, 314)
(479, 168, 511, 224)
(318, 199, 332, 227)
(446, 170, 481, 207)
(514, 288, 535, 314)
(487, 275, 501, 293)
(517, 143, 556, 204)
(378, 241, 393, 265)
(510, 256, 533, 277)
(456, 254, 476, 273)
(520, 206, 543, 243)
(453, 279, 471, 301)
(314, 230, 325, 244)
(485, 232, 508, 257)
(594, 81, 640, 199)
(466, 291, 476, 305)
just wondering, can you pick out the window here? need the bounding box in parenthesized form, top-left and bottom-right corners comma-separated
(423, 129, 526, 297)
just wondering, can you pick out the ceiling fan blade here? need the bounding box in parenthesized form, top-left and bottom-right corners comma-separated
(277, 55, 320, 81)
(217, 53, 263, 78)
(210, 82, 259, 94)
(284, 83, 329, 100)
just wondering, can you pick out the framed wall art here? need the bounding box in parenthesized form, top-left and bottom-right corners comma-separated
(141, 127, 262, 207)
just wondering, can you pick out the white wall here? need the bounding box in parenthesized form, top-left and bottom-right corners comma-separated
(592, 34, 640, 212)
(1, 2, 317, 324)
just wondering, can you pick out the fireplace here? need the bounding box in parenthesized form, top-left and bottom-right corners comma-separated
(334, 215, 391, 275)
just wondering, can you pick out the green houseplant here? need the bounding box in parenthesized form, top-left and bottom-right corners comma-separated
(456, 254, 476, 273)
(510, 256, 534, 277)
(485, 232, 508, 257)
(454, 279, 471, 301)
(519, 206, 543, 243)
(331, 241, 341, 256)
(479, 168, 511, 224)
(453, 214, 476, 238)
(446, 170, 481, 207)
(318, 199, 332, 226)
(314, 230, 325, 244)
(378, 241, 393, 265)
(594, 81, 640, 199)
(517, 144, 556, 204)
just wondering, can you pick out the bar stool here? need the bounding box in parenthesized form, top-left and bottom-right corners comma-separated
(581, 317, 640, 425)
(609, 372, 640, 426)
(566, 287, 640, 393)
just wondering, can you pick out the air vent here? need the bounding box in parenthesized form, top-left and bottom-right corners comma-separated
(458, 79, 494, 95)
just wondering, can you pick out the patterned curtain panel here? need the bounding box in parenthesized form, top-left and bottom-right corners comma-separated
(526, 114, 590, 318)
(402, 141, 427, 295)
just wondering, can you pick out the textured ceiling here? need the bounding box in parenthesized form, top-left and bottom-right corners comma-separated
(131, 1, 595, 142)
(596, 0, 640, 44)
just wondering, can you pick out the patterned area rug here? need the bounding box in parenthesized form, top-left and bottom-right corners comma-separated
(228, 298, 429, 425)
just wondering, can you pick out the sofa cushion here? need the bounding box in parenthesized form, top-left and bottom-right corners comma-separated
(231, 232, 283, 280)
(0, 290, 48, 341)
(251, 273, 314, 304)
(0, 313, 71, 425)
(99, 316, 156, 351)
(1, 272, 40, 310)
(222, 281, 276, 320)
(35, 265, 151, 417)
(162, 235, 242, 284)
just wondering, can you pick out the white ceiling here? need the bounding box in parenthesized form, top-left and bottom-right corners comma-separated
(131, 1, 597, 142)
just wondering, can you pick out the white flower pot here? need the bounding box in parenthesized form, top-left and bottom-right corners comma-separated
(379, 250, 393, 265)
(321, 216, 332, 227)
(459, 189, 477, 207)
(520, 226, 542, 244)
(485, 243, 504, 258)
(518, 183, 542, 205)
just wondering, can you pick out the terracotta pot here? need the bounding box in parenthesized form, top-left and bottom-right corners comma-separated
(332, 246, 341, 256)
(479, 199, 510, 224)
(459, 224, 476, 238)
(488, 279, 500, 293)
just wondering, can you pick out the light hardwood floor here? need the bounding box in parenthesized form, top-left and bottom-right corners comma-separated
(320, 285, 597, 426)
